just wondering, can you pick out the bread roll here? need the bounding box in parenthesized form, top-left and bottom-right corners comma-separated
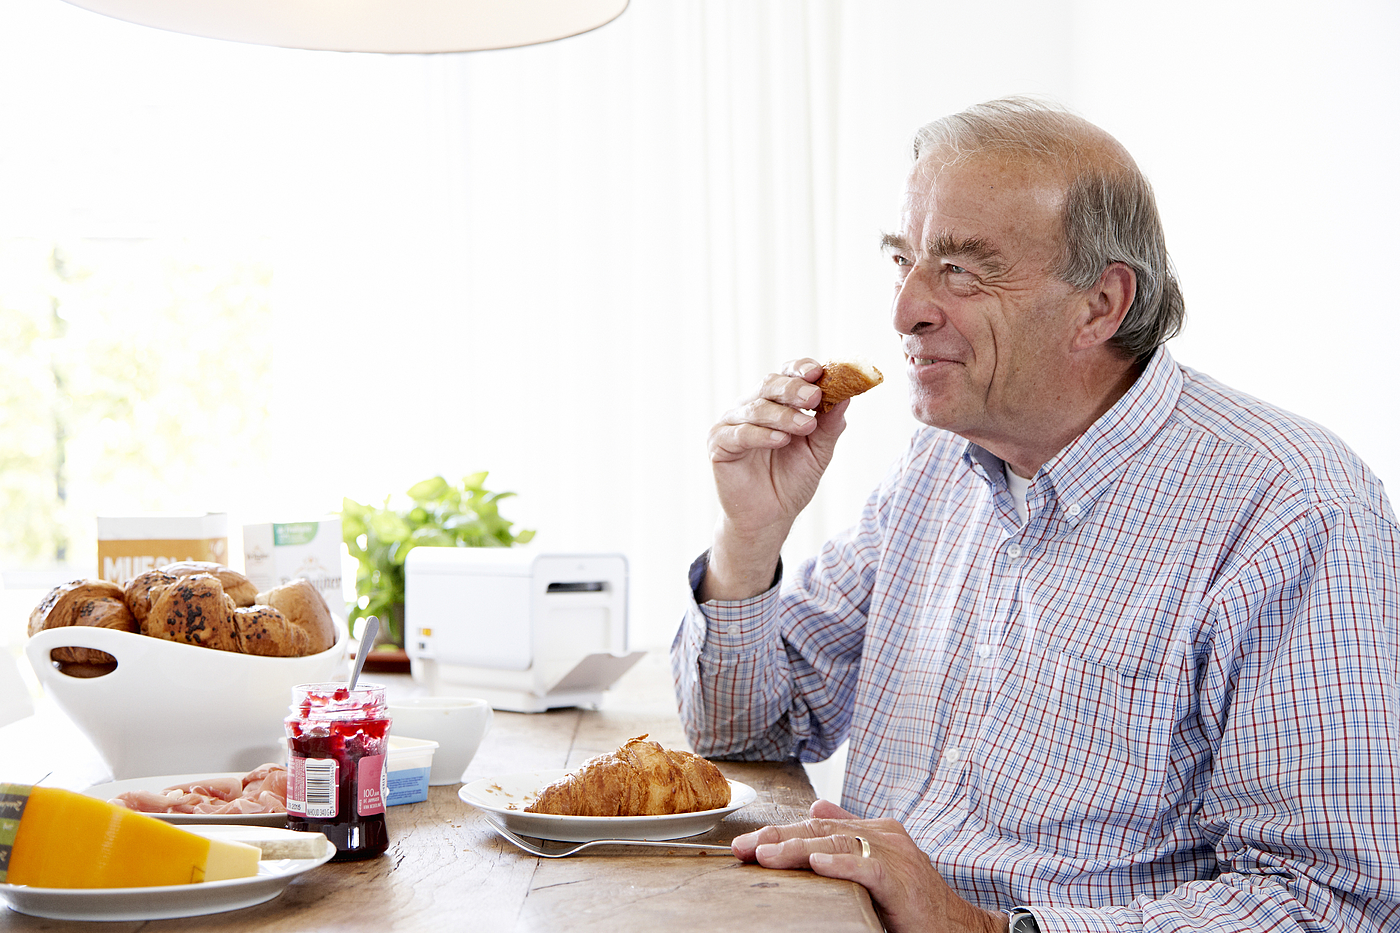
(28, 579, 138, 667)
(232, 605, 310, 657)
(816, 359, 883, 414)
(123, 569, 179, 625)
(30, 569, 329, 662)
(255, 579, 336, 655)
(142, 573, 240, 653)
(162, 561, 258, 607)
(526, 735, 730, 817)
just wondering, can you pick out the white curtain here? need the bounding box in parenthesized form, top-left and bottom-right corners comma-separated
(1, 0, 1397, 654)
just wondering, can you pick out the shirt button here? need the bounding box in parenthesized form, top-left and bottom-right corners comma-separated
(1066, 502, 1082, 517)
(725, 624, 740, 637)
(943, 746, 961, 764)
(1007, 544, 1023, 559)
(977, 644, 993, 659)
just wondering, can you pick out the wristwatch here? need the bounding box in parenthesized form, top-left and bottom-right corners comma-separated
(1005, 908, 1040, 933)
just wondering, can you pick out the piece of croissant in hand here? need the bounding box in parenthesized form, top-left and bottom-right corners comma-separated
(816, 359, 883, 414)
(525, 735, 731, 816)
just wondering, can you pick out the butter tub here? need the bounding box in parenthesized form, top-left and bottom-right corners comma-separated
(387, 736, 439, 806)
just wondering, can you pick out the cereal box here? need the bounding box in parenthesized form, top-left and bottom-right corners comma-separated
(96, 513, 229, 584)
(242, 518, 343, 607)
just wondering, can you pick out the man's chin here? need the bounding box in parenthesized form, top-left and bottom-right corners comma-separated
(909, 395, 963, 431)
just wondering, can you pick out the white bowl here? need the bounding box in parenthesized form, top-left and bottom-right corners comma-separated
(386, 697, 491, 786)
(26, 624, 347, 779)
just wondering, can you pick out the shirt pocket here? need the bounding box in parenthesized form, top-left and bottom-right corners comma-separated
(977, 642, 1189, 863)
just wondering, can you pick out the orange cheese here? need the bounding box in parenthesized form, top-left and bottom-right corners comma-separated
(0, 784, 259, 888)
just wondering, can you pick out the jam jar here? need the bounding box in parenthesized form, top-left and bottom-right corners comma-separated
(285, 683, 392, 861)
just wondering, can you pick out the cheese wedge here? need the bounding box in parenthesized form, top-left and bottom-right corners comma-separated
(184, 825, 329, 861)
(0, 784, 260, 888)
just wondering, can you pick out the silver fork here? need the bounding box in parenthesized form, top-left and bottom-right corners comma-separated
(489, 823, 734, 858)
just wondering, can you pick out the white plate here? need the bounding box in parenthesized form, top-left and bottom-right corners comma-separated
(0, 826, 334, 921)
(82, 773, 287, 827)
(459, 769, 756, 842)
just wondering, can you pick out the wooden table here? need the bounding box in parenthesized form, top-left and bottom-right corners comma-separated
(0, 653, 880, 932)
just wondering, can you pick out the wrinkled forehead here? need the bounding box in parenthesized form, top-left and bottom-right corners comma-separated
(905, 146, 1068, 208)
(900, 148, 1068, 244)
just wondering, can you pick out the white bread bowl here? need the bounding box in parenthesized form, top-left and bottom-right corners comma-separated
(26, 623, 347, 779)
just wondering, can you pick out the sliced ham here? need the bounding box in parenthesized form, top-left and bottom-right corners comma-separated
(111, 764, 288, 815)
(241, 762, 287, 799)
(180, 776, 243, 802)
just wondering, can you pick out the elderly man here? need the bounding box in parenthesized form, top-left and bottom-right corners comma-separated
(671, 98, 1400, 933)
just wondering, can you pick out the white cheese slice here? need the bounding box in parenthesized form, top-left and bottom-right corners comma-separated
(184, 825, 330, 861)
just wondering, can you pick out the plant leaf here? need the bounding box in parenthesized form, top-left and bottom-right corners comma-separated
(338, 471, 534, 644)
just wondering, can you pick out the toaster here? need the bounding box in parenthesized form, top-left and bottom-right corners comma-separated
(403, 547, 643, 712)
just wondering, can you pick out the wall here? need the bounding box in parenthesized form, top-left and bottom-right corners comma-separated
(1, 0, 1396, 660)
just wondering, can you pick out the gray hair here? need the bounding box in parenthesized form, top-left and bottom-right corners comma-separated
(912, 97, 1185, 362)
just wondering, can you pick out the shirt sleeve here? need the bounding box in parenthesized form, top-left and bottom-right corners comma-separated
(671, 484, 888, 763)
(1030, 499, 1400, 933)
(670, 550, 797, 760)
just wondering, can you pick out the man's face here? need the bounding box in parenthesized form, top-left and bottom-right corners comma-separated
(885, 151, 1087, 453)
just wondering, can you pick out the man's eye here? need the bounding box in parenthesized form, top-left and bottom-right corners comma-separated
(891, 254, 912, 267)
(945, 263, 969, 275)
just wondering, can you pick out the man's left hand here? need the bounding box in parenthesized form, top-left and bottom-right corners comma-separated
(731, 799, 1008, 933)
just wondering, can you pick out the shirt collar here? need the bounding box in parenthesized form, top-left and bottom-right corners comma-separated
(962, 347, 1183, 514)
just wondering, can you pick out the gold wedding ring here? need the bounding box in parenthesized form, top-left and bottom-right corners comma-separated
(853, 835, 871, 858)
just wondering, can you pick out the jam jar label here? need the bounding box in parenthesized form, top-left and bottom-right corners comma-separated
(288, 756, 339, 819)
(357, 754, 387, 816)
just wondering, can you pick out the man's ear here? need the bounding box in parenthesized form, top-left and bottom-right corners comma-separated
(1073, 262, 1135, 350)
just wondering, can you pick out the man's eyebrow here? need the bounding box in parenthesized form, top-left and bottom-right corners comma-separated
(879, 231, 1005, 273)
(928, 233, 1002, 267)
(879, 232, 910, 253)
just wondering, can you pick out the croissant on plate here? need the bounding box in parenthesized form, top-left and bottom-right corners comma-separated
(525, 734, 730, 817)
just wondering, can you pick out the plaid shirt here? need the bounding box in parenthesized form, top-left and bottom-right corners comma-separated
(672, 348, 1400, 933)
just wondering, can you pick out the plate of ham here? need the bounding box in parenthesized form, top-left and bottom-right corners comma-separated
(82, 763, 289, 826)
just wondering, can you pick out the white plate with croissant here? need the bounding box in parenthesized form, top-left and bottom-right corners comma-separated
(460, 770, 756, 842)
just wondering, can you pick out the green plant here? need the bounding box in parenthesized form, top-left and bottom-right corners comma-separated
(340, 472, 535, 644)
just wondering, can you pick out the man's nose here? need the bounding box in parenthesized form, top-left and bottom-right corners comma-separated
(891, 264, 944, 336)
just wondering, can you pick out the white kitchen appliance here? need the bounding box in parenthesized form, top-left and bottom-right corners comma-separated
(403, 548, 642, 712)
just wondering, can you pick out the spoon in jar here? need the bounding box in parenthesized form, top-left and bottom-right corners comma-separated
(348, 615, 379, 691)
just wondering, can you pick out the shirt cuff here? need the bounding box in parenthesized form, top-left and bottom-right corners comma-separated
(687, 550, 783, 601)
(685, 550, 783, 654)
(1019, 906, 1121, 933)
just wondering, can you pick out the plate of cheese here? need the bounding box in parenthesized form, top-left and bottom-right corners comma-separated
(0, 783, 333, 921)
(0, 840, 334, 921)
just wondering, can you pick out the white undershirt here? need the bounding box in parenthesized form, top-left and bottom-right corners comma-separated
(1005, 463, 1031, 525)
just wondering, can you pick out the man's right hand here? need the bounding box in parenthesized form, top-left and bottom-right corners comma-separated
(700, 358, 848, 602)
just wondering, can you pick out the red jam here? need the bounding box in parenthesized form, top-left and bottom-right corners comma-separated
(285, 683, 391, 861)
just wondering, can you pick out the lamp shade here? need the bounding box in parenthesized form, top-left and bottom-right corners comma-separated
(59, 0, 630, 53)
